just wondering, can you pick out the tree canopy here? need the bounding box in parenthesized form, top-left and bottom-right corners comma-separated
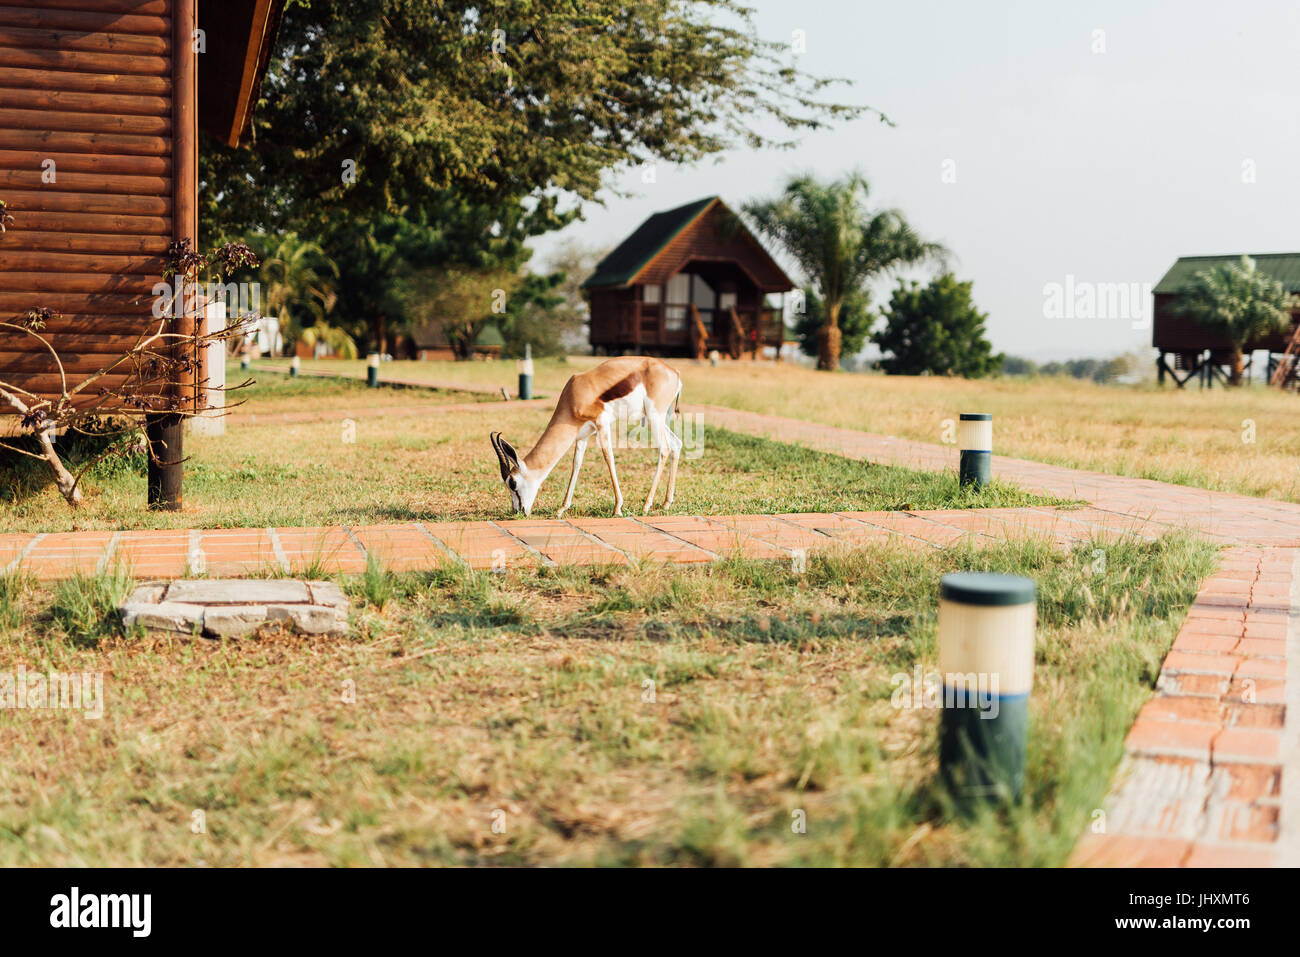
(873, 274, 1000, 378)
(1177, 255, 1295, 384)
(744, 172, 944, 370)
(201, 0, 871, 240)
(200, 1, 872, 355)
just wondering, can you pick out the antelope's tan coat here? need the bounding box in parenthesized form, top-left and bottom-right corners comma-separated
(491, 356, 684, 517)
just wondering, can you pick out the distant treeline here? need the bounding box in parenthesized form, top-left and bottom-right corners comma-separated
(1001, 354, 1138, 383)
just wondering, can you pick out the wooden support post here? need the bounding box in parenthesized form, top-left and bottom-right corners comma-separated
(774, 295, 783, 362)
(689, 304, 709, 361)
(152, 0, 199, 511)
(147, 413, 184, 510)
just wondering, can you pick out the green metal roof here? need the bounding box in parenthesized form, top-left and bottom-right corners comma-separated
(1154, 253, 1300, 295)
(474, 322, 505, 347)
(582, 197, 718, 289)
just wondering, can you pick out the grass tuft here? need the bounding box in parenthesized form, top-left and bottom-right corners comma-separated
(0, 566, 30, 633)
(50, 564, 135, 646)
(359, 551, 395, 609)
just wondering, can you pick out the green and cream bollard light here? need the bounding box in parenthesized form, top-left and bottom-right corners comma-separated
(937, 571, 1036, 805)
(367, 352, 380, 388)
(290, 356, 300, 377)
(517, 344, 534, 400)
(958, 412, 992, 490)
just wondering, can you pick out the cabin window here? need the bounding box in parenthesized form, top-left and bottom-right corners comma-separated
(719, 291, 738, 312)
(643, 284, 661, 304)
(664, 274, 691, 331)
(691, 275, 717, 310)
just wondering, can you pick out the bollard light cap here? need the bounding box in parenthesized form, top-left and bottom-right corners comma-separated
(959, 412, 992, 421)
(940, 572, 1035, 607)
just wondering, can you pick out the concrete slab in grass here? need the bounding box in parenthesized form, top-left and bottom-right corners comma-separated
(120, 602, 205, 634)
(118, 579, 348, 638)
(165, 579, 311, 605)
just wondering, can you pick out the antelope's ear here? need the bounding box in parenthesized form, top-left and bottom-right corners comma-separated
(490, 432, 511, 481)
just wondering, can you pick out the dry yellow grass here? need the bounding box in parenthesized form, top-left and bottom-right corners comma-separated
(0, 533, 1215, 866)
(305, 356, 1300, 502)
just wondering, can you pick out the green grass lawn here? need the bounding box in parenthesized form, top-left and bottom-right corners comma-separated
(0, 371, 1065, 533)
(0, 531, 1216, 866)
(283, 354, 1300, 504)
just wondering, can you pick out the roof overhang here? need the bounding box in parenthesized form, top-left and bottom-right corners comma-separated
(198, 0, 286, 147)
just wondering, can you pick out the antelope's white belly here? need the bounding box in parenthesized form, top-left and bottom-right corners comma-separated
(596, 384, 651, 427)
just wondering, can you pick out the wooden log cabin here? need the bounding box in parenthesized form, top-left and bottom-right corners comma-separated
(584, 197, 795, 359)
(1153, 253, 1300, 387)
(0, 0, 284, 506)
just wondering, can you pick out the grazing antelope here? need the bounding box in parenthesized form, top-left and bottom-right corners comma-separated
(491, 356, 684, 518)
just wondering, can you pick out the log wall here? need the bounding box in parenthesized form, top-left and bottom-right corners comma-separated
(0, 0, 180, 411)
(1152, 292, 1299, 353)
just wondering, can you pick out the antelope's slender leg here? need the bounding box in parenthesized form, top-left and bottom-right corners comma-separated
(596, 421, 624, 516)
(643, 403, 669, 514)
(555, 432, 590, 520)
(663, 421, 683, 509)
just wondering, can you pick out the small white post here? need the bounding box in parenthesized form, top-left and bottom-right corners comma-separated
(189, 300, 227, 438)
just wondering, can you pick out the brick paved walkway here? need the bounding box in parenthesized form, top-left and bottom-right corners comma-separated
(0, 506, 1163, 580)
(3, 403, 1297, 868)
(1067, 545, 1296, 867)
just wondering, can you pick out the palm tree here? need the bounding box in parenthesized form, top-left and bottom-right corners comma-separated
(252, 233, 342, 355)
(299, 323, 359, 360)
(744, 173, 946, 370)
(1178, 256, 1296, 385)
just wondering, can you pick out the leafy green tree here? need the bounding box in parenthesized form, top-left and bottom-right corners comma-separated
(873, 274, 1001, 378)
(248, 232, 338, 353)
(199, 0, 872, 240)
(1036, 355, 1134, 384)
(744, 173, 945, 370)
(541, 239, 608, 350)
(1000, 355, 1038, 376)
(1177, 255, 1296, 385)
(200, 3, 876, 359)
(298, 323, 358, 360)
(792, 287, 873, 361)
(398, 265, 520, 360)
(325, 194, 533, 354)
(324, 216, 422, 356)
(499, 271, 574, 358)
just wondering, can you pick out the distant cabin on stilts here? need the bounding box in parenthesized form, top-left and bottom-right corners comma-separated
(1153, 253, 1300, 388)
(583, 197, 795, 360)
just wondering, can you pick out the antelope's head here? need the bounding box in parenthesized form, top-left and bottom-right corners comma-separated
(491, 432, 540, 516)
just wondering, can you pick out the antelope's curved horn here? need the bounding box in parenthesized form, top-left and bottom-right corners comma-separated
(490, 432, 510, 481)
(498, 436, 520, 467)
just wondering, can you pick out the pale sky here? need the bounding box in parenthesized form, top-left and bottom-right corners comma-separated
(529, 0, 1300, 360)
